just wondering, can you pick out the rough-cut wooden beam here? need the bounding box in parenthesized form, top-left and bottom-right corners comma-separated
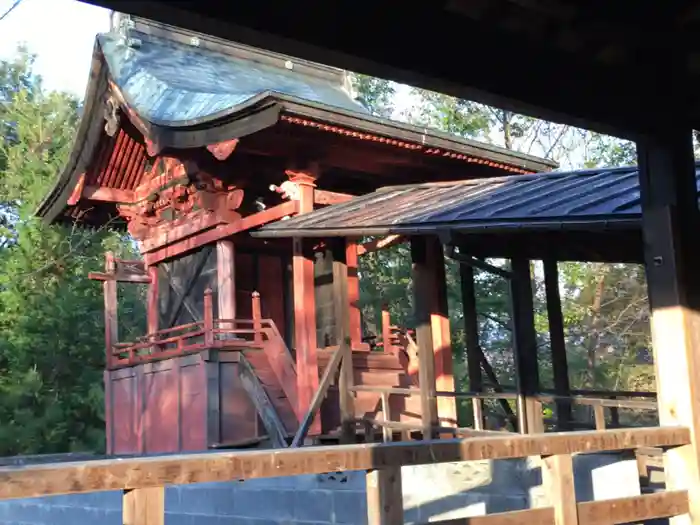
(144, 201, 299, 265)
(0, 427, 688, 499)
(357, 235, 406, 256)
(314, 189, 354, 206)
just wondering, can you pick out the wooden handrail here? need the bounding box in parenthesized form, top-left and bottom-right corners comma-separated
(0, 427, 688, 500)
(291, 345, 345, 447)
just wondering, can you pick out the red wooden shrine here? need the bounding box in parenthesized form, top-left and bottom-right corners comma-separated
(38, 14, 555, 453)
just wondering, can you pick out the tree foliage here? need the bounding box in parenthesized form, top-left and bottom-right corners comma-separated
(0, 48, 144, 455)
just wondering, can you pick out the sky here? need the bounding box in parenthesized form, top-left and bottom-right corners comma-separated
(0, 0, 110, 96)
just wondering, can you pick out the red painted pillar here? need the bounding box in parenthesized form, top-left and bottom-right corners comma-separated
(289, 170, 321, 434)
(346, 243, 363, 349)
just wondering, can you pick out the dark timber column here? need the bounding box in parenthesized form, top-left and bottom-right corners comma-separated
(331, 238, 356, 443)
(638, 129, 700, 524)
(509, 258, 543, 434)
(289, 170, 320, 434)
(460, 265, 484, 429)
(543, 258, 572, 431)
(411, 236, 439, 438)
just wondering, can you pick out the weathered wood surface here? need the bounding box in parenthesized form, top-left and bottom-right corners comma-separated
(426, 489, 688, 524)
(0, 427, 688, 500)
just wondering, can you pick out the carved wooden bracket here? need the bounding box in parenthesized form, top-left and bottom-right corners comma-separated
(117, 158, 243, 240)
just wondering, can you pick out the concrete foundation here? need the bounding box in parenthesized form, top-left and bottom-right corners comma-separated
(0, 453, 642, 524)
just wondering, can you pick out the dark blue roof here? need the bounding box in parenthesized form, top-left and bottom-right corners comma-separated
(99, 30, 367, 127)
(256, 165, 696, 238)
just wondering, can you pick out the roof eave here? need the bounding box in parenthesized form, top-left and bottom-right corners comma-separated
(35, 43, 110, 224)
(277, 97, 558, 174)
(251, 217, 639, 239)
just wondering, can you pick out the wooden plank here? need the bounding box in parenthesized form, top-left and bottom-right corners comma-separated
(577, 489, 688, 525)
(543, 258, 572, 431)
(427, 490, 688, 524)
(637, 131, 700, 525)
(238, 355, 288, 448)
(543, 454, 578, 525)
(411, 237, 439, 439)
(366, 467, 403, 525)
(460, 264, 484, 429)
(431, 491, 688, 525)
(509, 258, 543, 434)
(291, 345, 345, 447)
(314, 189, 353, 206)
(0, 427, 688, 499)
(122, 487, 164, 525)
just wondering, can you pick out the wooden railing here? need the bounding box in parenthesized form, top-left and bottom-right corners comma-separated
(0, 427, 689, 525)
(350, 385, 658, 438)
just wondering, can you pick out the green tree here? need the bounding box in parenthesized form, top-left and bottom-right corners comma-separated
(0, 47, 144, 455)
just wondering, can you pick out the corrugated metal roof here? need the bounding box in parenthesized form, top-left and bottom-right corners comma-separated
(98, 29, 367, 127)
(255, 165, 700, 238)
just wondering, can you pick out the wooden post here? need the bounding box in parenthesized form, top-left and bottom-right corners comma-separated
(460, 264, 484, 430)
(103, 252, 118, 368)
(543, 258, 573, 431)
(381, 303, 392, 353)
(332, 238, 356, 444)
(217, 240, 236, 335)
(411, 236, 439, 439)
(637, 129, 700, 525)
(542, 454, 578, 525)
(252, 291, 263, 345)
(509, 258, 543, 434)
(426, 237, 457, 429)
(123, 487, 164, 525)
(366, 468, 404, 525)
(146, 265, 158, 339)
(346, 242, 363, 348)
(290, 171, 320, 434)
(203, 288, 214, 346)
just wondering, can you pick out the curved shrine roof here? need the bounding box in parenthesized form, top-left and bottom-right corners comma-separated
(36, 16, 555, 225)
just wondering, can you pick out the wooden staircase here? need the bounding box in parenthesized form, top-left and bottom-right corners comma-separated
(236, 320, 420, 445)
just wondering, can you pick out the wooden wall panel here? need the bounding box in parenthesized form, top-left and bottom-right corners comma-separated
(142, 364, 179, 454)
(235, 252, 254, 318)
(180, 358, 207, 451)
(257, 254, 287, 341)
(109, 371, 137, 455)
(219, 361, 259, 444)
